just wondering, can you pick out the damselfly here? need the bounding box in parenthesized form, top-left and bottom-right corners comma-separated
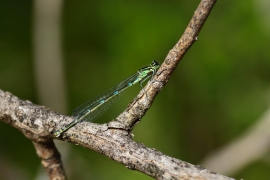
(53, 60, 160, 137)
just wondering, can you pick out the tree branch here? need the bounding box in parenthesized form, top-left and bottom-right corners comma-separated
(0, 0, 234, 179)
(32, 140, 66, 180)
(109, 0, 217, 132)
(0, 89, 232, 180)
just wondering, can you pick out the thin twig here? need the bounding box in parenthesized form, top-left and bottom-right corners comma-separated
(0, 0, 232, 179)
(109, 0, 217, 131)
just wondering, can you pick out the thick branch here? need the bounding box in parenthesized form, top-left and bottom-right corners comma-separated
(0, 89, 233, 180)
(0, 0, 229, 179)
(0, 91, 67, 179)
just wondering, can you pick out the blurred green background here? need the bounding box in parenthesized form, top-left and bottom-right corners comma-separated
(1, 0, 270, 180)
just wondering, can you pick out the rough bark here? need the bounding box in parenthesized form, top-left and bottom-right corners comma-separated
(0, 89, 233, 180)
(0, 0, 235, 179)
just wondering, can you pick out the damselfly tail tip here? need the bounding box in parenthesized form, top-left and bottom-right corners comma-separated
(53, 130, 62, 137)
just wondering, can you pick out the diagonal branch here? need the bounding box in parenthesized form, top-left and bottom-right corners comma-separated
(109, 0, 217, 131)
(0, 89, 233, 180)
(0, 0, 232, 179)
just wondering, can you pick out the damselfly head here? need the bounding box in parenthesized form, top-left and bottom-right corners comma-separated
(151, 60, 160, 69)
